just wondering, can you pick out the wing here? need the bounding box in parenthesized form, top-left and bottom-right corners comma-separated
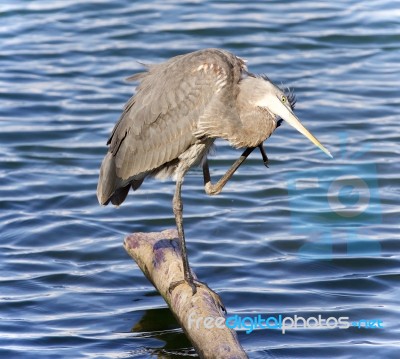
(106, 48, 247, 181)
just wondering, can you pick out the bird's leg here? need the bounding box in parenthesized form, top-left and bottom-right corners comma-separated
(203, 147, 256, 196)
(169, 175, 195, 291)
(169, 175, 211, 296)
(258, 143, 269, 167)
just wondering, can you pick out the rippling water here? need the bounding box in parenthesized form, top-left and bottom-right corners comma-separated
(1, 1, 399, 358)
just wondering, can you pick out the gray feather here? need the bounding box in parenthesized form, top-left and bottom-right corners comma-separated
(98, 49, 247, 205)
(97, 48, 287, 206)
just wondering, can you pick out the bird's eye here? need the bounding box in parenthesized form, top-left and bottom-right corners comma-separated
(281, 96, 286, 103)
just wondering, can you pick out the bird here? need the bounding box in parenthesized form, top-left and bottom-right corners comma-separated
(97, 48, 332, 294)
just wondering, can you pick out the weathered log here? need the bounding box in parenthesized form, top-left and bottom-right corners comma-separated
(124, 229, 248, 359)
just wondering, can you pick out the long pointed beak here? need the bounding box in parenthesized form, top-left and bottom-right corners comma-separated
(273, 98, 332, 158)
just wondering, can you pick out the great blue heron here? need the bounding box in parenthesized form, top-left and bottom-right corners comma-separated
(97, 48, 331, 294)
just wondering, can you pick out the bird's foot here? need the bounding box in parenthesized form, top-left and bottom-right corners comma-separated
(258, 144, 269, 168)
(169, 277, 203, 295)
(169, 277, 226, 312)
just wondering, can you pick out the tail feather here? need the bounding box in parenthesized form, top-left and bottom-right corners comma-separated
(97, 152, 145, 206)
(110, 184, 130, 206)
(131, 178, 144, 191)
(97, 152, 118, 205)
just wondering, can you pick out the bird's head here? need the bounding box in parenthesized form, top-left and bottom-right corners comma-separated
(243, 75, 332, 158)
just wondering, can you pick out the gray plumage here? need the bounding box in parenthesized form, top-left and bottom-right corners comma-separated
(97, 49, 291, 206)
(97, 48, 331, 294)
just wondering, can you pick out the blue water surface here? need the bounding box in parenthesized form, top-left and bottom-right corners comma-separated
(1, 1, 399, 358)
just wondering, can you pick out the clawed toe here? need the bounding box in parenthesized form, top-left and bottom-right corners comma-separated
(169, 277, 202, 295)
(258, 144, 269, 168)
(168, 278, 225, 312)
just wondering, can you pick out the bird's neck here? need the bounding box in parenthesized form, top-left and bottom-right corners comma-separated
(235, 101, 278, 148)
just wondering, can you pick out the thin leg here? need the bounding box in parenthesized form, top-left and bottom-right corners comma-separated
(169, 175, 225, 304)
(172, 175, 194, 288)
(203, 147, 255, 196)
(258, 143, 269, 167)
(170, 175, 207, 295)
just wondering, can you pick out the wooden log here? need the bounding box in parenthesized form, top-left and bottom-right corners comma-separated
(124, 229, 248, 359)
